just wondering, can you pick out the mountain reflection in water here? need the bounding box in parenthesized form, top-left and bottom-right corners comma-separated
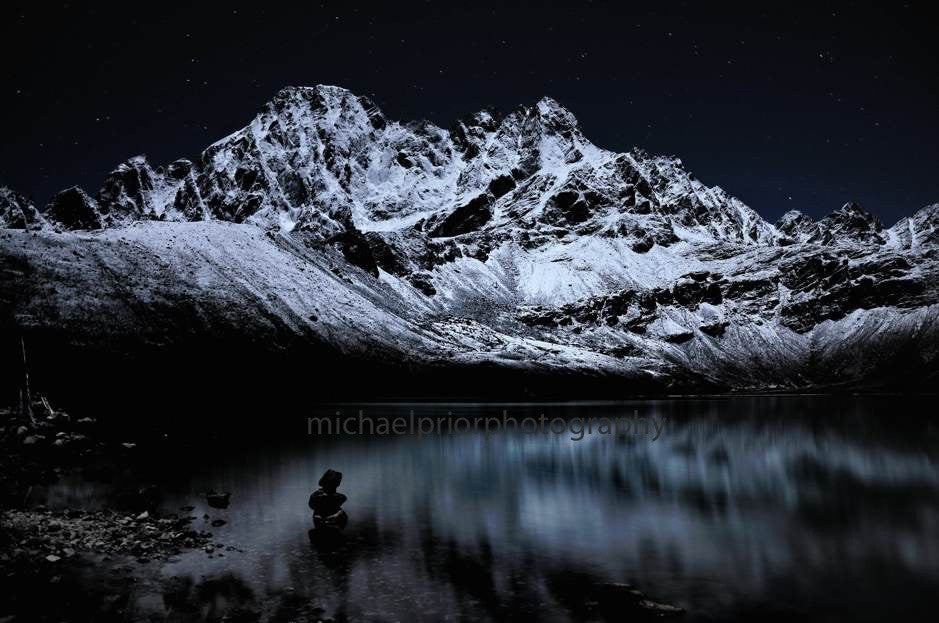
(36, 398, 939, 621)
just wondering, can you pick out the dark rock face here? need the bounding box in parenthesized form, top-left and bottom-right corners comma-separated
(775, 210, 816, 243)
(520, 273, 730, 335)
(166, 159, 194, 180)
(630, 235, 654, 253)
(700, 321, 729, 337)
(0, 187, 45, 230)
(429, 194, 494, 237)
(414, 238, 463, 269)
(778, 252, 931, 332)
(488, 174, 516, 198)
(449, 108, 502, 159)
(357, 95, 387, 130)
(43, 187, 103, 230)
(670, 275, 723, 307)
(329, 229, 380, 277)
(520, 289, 660, 333)
(664, 330, 694, 343)
(364, 232, 411, 277)
(545, 190, 592, 225)
(810, 202, 885, 245)
(408, 272, 437, 295)
(892, 204, 939, 250)
(96, 157, 157, 221)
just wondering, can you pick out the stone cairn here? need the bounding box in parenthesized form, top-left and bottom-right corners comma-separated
(308, 469, 348, 530)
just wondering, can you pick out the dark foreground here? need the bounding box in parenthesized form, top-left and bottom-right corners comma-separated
(2, 397, 939, 622)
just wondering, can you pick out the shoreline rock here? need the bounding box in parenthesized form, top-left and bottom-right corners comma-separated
(0, 507, 222, 565)
(309, 469, 348, 530)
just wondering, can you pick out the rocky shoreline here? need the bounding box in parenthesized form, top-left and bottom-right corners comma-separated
(0, 401, 246, 621)
(0, 506, 225, 566)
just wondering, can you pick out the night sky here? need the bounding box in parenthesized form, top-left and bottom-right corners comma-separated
(1, 1, 937, 224)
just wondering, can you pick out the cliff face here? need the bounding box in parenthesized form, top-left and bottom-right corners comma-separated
(2, 85, 937, 394)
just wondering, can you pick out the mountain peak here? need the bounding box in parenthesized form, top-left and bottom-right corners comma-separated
(265, 84, 381, 125)
(914, 202, 939, 220)
(43, 186, 102, 230)
(0, 186, 46, 230)
(535, 95, 569, 113)
(531, 96, 581, 131)
(274, 84, 352, 99)
(775, 209, 816, 244)
(806, 201, 884, 245)
(826, 202, 883, 228)
(889, 202, 939, 250)
(779, 209, 811, 221)
(11, 84, 932, 254)
(836, 201, 868, 216)
(0, 84, 775, 244)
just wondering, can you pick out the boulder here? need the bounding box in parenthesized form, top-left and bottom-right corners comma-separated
(318, 469, 342, 492)
(206, 490, 231, 509)
(309, 490, 347, 517)
(314, 509, 348, 530)
(310, 469, 348, 531)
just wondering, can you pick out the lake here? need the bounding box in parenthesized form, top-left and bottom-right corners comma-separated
(32, 397, 939, 621)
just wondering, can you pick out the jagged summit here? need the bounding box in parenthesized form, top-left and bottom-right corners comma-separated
(776, 209, 816, 244)
(2, 85, 769, 246)
(822, 201, 884, 236)
(276, 84, 347, 96)
(533, 96, 582, 130)
(890, 202, 939, 250)
(774, 202, 901, 247)
(0, 84, 933, 258)
(2, 85, 938, 393)
(263, 84, 367, 115)
(802, 201, 885, 245)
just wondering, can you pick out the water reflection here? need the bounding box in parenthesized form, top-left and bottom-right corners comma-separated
(37, 398, 939, 620)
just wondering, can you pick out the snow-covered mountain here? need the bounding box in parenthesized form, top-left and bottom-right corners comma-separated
(1, 85, 937, 394)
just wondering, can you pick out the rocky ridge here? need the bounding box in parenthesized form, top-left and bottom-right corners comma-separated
(1, 85, 937, 392)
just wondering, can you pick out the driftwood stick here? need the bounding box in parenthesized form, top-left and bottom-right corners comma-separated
(20, 336, 35, 425)
(41, 395, 55, 419)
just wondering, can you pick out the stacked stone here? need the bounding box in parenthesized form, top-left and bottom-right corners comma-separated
(308, 469, 348, 529)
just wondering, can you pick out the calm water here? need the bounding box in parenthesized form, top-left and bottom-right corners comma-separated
(35, 398, 939, 621)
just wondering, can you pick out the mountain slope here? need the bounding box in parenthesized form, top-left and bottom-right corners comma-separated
(1, 85, 937, 395)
